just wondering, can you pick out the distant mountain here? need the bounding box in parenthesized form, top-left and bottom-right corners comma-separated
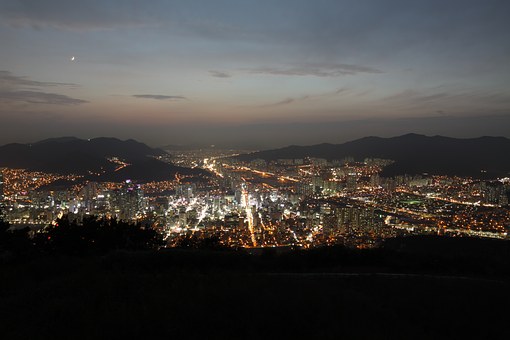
(161, 144, 259, 151)
(236, 134, 510, 177)
(0, 137, 206, 182)
(162, 144, 213, 151)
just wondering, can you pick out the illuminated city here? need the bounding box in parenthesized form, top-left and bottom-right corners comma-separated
(2, 148, 509, 250)
(1, 1, 510, 338)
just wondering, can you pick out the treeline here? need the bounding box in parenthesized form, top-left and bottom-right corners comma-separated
(3, 213, 510, 280)
(0, 215, 163, 257)
(171, 233, 227, 250)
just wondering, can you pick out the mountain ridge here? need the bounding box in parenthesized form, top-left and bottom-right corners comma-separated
(0, 137, 206, 182)
(236, 134, 510, 177)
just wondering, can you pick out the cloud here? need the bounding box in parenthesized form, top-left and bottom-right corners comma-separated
(132, 94, 186, 100)
(0, 0, 146, 31)
(416, 93, 451, 102)
(209, 66, 379, 79)
(0, 70, 78, 89)
(258, 87, 353, 108)
(260, 97, 298, 108)
(246, 63, 383, 77)
(0, 70, 86, 105)
(0, 90, 87, 105)
(382, 89, 510, 105)
(209, 70, 231, 78)
(377, 88, 510, 118)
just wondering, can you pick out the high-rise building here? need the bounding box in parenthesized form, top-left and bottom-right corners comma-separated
(176, 184, 195, 201)
(108, 181, 145, 220)
(178, 210, 187, 228)
(483, 181, 505, 205)
(370, 174, 380, 187)
(296, 182, 314, 196)
(0, 169, 4, 219)
(0, 169, 4, 200)
(346, 175, 357, 191)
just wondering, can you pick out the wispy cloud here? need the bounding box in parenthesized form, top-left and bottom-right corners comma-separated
(246, 63, 383, 77)
(0, 70, 86, 105)
(0, 0, 146, 31)
(209, 70, 231, 78)
(0, 90, 87, 105)
(132, 94, 186, 100)
(259, 96, 308, 108)
(382, 89, 510, 105)
(258, 88, 353, 108)
(0, 70, 78, 89)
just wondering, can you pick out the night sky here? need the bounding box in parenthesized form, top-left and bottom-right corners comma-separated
(1, 0, 509, 148)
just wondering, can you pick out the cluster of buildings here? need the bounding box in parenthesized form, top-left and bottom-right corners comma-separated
(1, 151, 509, 249)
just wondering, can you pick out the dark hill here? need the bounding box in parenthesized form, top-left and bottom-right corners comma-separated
(2, 236, 510, 339)
(236, 134, 510, 177)
(33, 136, 82, 145)
(100, 158, 205, 182)
(0, 137, 206, 182)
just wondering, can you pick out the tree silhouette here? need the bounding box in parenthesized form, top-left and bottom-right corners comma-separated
(33, 215, 164, 255)
(174, 233, 225, 250)
(0, 215, 10, 249)
(0, 214, 32, 256)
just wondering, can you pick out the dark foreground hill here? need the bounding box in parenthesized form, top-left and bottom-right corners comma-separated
(237, 134, 510, 177)
(0, 137, 207, 182)
(1, 236, 509, 339)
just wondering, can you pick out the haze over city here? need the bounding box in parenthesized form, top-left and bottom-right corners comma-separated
(1, 0, 509, 147)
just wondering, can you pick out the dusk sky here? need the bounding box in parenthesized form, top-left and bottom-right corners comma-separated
(1, 0, 509, 148)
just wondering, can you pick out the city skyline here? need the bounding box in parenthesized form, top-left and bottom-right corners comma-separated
(1, 0, 510, 147)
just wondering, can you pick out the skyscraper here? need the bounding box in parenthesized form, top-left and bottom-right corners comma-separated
(0, 168, 4, 201)
(0, 169, 4, 220)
